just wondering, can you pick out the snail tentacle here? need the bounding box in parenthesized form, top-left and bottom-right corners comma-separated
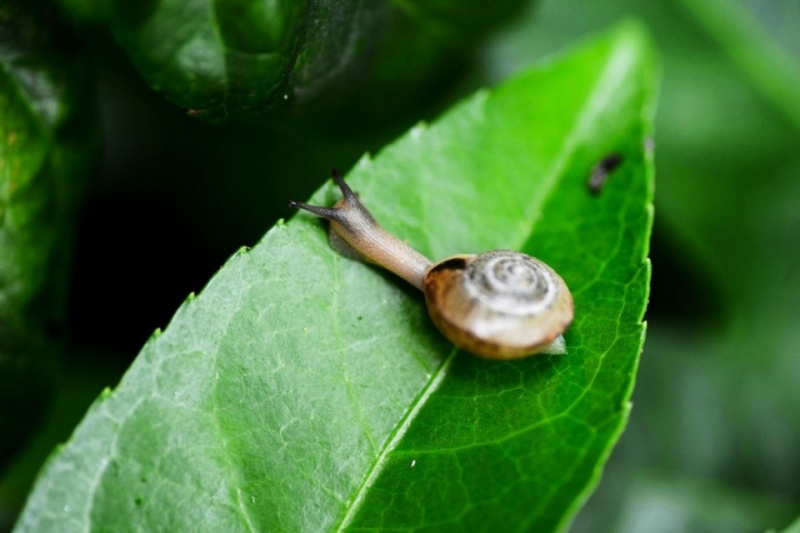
(290, 171, 432, 290)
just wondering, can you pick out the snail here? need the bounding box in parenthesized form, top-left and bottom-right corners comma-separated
(289, 171, 574, 360)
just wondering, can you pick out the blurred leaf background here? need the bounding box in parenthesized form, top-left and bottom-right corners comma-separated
(0, 0, 798, 531)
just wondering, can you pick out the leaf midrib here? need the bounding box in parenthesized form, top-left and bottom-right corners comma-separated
(334, 348, 456, 531)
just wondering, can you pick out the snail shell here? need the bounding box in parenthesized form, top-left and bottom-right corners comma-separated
(424, 251, 573, 359)
(289, 171, 574, 360)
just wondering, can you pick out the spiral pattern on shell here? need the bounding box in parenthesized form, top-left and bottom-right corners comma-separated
(423, 250, 573, 359)
(464, 251, 558, 316)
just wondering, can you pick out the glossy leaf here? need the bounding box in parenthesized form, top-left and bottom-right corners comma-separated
(480, 3, 800, 532)
(0, 0, 95, 469)
(782, 516, 800, 533)
(14, 21, 656, 532)
(676, 0, 800, 131)
(56, 0, 528, 123)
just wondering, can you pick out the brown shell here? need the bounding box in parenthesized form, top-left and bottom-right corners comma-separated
(423, 250, 573, 360)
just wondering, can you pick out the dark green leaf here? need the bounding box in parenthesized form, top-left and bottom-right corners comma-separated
(14, 21, 655, 532)
(55, 0, 529, 123)
(676, 0, 800, 131)
(0, 0, 96, 469)
(782, 516, 800, 533)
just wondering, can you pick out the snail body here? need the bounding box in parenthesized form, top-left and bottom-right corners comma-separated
(289, 171, 574, 360)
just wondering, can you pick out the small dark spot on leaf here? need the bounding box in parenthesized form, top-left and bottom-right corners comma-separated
(588, 152, 623, 195)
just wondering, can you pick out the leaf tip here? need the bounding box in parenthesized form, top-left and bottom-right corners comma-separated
(354, 152, 373, 172)
(409, 121, 429, 139)
(610, 17, 654, 48)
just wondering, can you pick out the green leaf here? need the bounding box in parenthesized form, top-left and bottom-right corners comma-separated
(0, 0, 96, 469)
(14, 21, 656, 532)
(493, 4, 800, 530)
(781, 515, 800, 533)
(55, 0, 529, 123)
(676, 0, 800, 132)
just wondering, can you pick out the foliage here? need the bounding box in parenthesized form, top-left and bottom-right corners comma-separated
(481, 0, 800, 531)
(2, 0, 799, 531)
(11, 22, 655, 532)
(0, 0, 95, 470)
(54, 0, 527, 123)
